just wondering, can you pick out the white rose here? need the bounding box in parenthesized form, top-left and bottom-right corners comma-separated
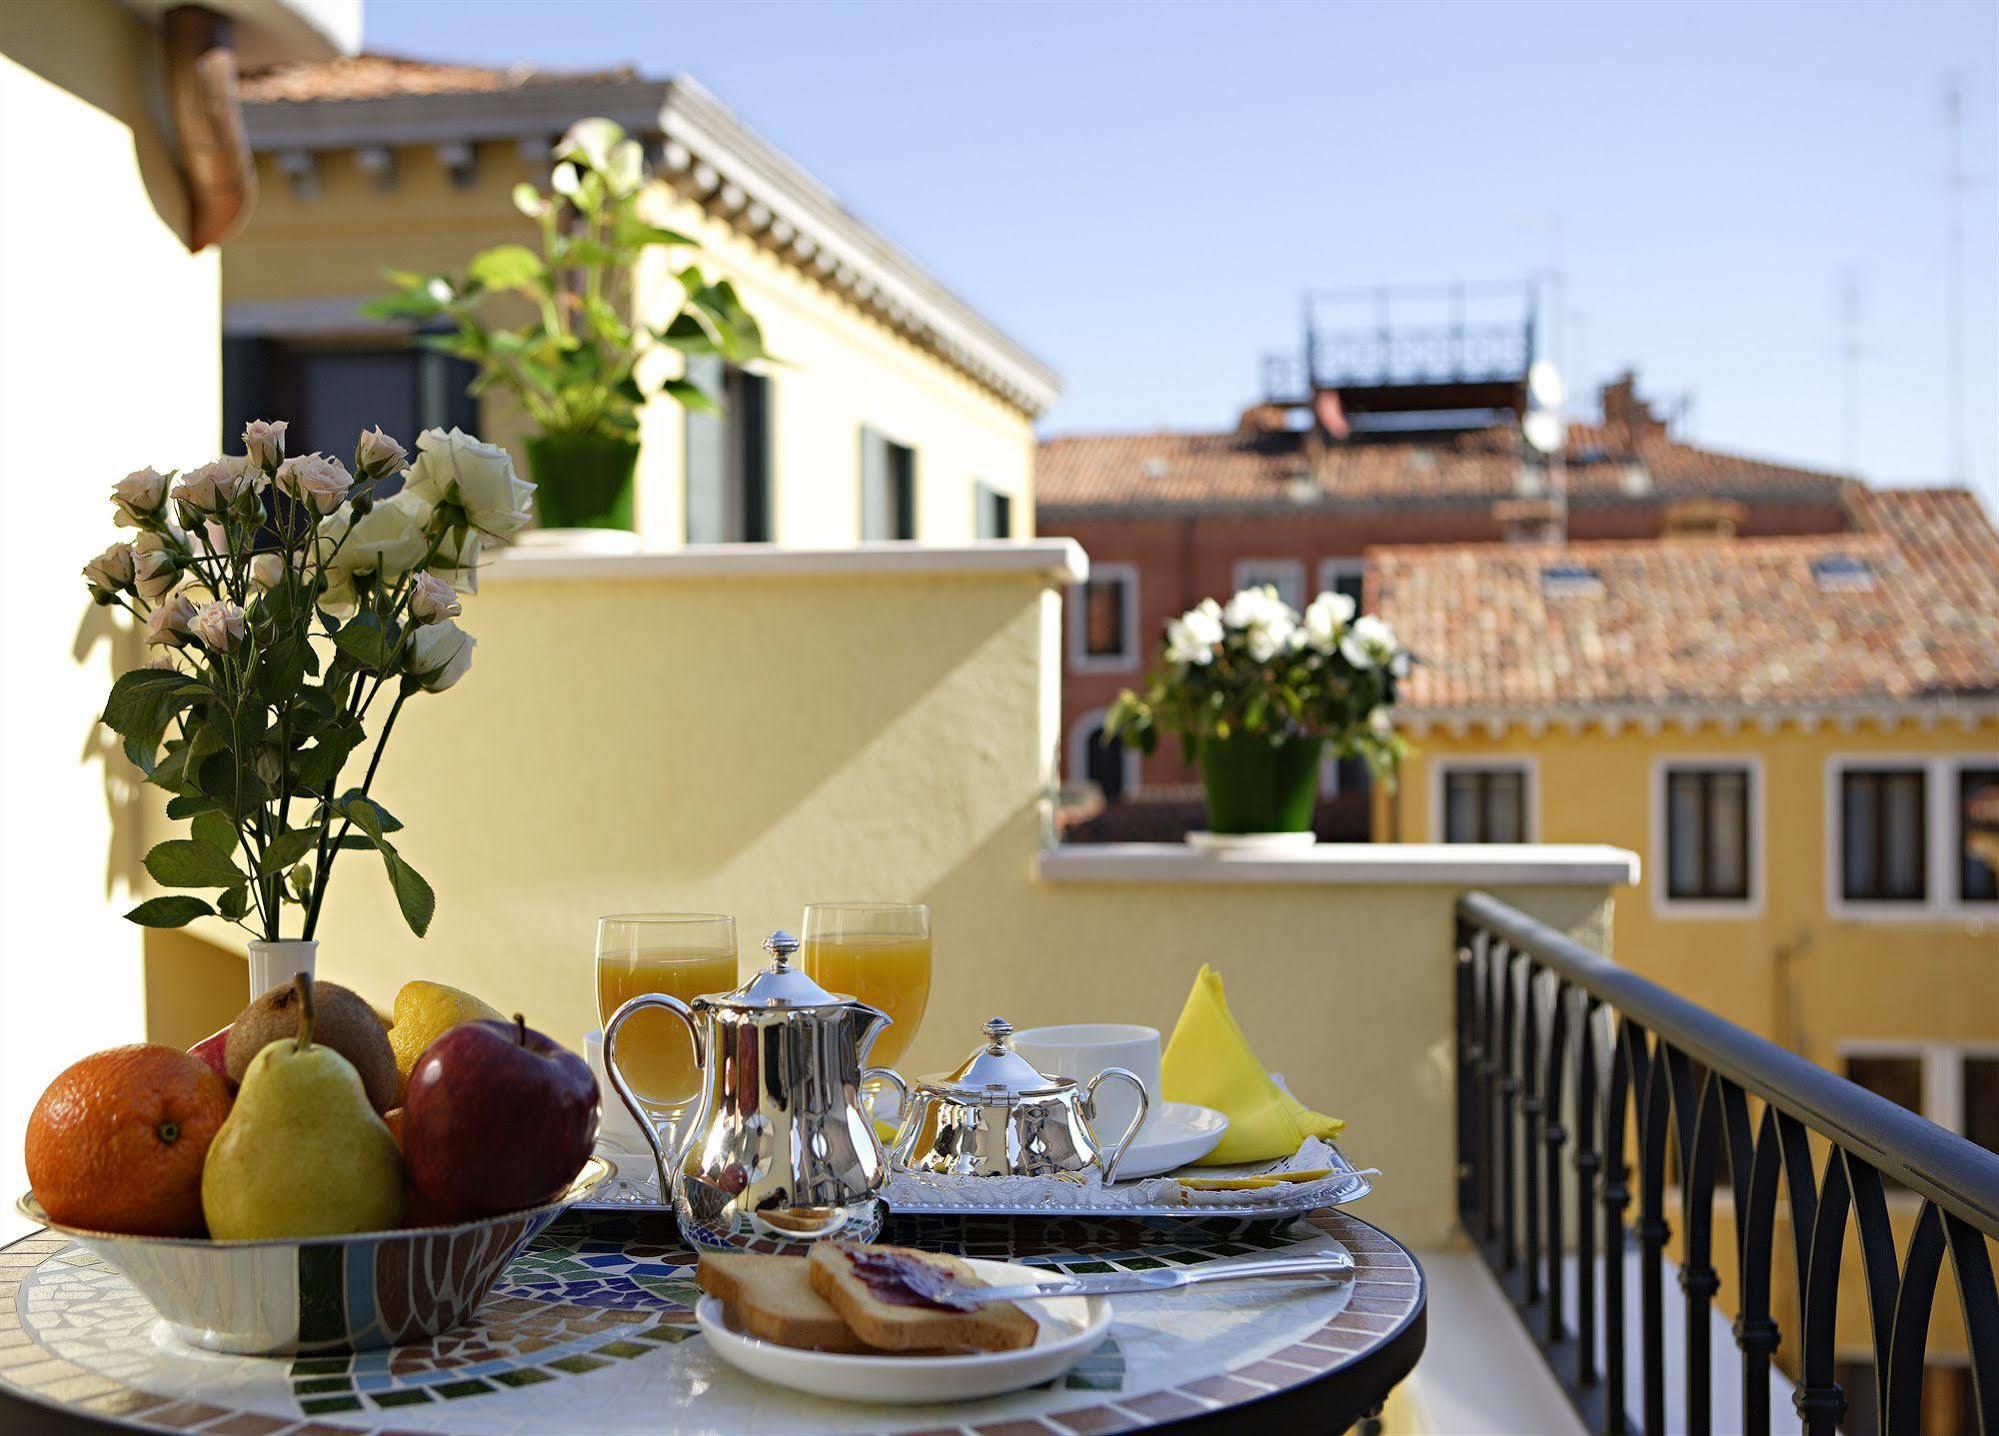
(249, 552, 285, 590)
(276, 453, 354, 515)
(403, 427, 536, 536)
(243, 419, 288, 471)
(428, 526, 484, 594)
(193, 600, 247, 652)
(1244, 622, 1287, 664)
(1340, 614, 1399, 671)
(131, 528, 187, 599)
(313, 505, 353, 572)
(355, 426, 408, 477)
(82, 542, 136, 595)
(557, 117, 624, 172)
(1164, 616, 1214, 667)
(408, 571, 462, 624)
(405, 618, 475, 691)
(1303, 591, 1356, 654)
(141, 652, 182, 672)
(343, 491, 432, 578)
(144, 591, 200, 648)
(111, 468, 170, 527)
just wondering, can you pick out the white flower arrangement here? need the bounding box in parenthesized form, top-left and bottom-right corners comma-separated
(84, 421, 535, 941)
(1106, 583, 1412, 774)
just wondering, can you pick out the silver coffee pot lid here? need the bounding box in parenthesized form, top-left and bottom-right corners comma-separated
(714, 930, 849, 1009)
(933, 1017, 1066, 1096)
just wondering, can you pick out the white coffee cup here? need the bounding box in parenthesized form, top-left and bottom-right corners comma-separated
(1011, 1023, 1161, 1144)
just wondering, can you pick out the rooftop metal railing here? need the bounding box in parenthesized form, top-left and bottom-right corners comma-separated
(1455, 891, 1999, 1436)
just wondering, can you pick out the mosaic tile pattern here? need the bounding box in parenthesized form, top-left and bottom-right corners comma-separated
(0, 1208, 1422, 1434)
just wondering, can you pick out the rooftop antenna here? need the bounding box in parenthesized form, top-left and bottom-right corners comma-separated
(1943, 73, 1968, 485)
(1839, 269, 1863, 472)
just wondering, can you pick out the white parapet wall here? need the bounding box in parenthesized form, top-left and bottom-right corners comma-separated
(130, 541, 1634, 1247)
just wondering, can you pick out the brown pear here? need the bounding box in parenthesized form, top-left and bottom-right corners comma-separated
(226, 978, 399, 1114)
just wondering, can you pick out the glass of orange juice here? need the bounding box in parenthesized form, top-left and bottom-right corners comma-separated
(800, 902, 931, 1070)
(596, 913, 737, 1144)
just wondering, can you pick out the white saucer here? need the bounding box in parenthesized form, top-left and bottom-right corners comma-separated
(1113, 1101, 1229, 1179)
(695, 1258, 1110, 1403)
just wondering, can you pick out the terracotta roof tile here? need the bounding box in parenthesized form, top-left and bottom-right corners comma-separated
(239, 53, 641, 105)
(1372, 487, 1999, 715)
(1037, 423, 1848, 513)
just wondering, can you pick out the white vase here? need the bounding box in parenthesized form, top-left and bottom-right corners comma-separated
(245, 939, 317, 999)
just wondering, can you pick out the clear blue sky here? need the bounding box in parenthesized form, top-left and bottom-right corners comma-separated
(367, 0, 1997, 496)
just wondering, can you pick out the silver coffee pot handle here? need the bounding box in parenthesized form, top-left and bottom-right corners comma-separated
(861, 1066, 910, 1136)
(1085, 1065, 1150, 1184)
(603, 992, 705, 1196)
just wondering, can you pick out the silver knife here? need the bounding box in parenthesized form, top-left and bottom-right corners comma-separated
(902, 1252, 1355, 1308)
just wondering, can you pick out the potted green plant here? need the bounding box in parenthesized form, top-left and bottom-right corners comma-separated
(1104, 585, 1410, 841)
(368, 119, 765, 532)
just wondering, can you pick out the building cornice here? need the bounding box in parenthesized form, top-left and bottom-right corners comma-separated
(241, 76, 1061, 418)
(1392, 696, 1999, 740)
(1036, 483, 1847, 525)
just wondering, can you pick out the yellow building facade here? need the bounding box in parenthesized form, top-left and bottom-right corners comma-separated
(223, 60, 1056, 546)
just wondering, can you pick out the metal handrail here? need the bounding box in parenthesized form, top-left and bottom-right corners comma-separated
(1460, 890, 1999, 1236)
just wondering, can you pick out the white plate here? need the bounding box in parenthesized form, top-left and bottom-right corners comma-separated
(695, 1258, 1110, 1404)
(1114, 1101, 1230, 1179)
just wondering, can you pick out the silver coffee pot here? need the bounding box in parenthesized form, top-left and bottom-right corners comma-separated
(604, 930, 908, 1250)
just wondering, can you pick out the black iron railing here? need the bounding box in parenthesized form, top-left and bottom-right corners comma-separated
(1455, 891, 1999, 1436)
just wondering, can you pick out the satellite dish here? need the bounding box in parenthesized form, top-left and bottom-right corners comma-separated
(1523, 409, 1566, 455)
(1528, 360, 1565, 410)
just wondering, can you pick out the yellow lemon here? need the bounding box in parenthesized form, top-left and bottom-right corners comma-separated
(388, 980, 503, 1081)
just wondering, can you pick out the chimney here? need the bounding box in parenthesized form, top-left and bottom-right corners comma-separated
(1601, 369, 1668, 445)
(1494, 497, 1563, 544)
(1662, 498, 1746, 539)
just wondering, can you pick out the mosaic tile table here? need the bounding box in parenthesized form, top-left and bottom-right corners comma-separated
(0, 1208, 1425, 1435)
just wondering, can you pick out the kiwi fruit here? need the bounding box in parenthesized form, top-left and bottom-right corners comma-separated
(225, 979, 400, 1113)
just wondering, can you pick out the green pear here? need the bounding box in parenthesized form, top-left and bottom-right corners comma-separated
(202, 973, 405, 1240)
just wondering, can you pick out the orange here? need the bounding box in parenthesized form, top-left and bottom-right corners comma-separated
(25, 1044, 232, 1237)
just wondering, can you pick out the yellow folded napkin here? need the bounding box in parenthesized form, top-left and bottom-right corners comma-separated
(1161, 964, 1345, 1165)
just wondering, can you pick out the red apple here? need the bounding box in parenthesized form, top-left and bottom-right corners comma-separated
(188, 1026, 234, 1090)
(401, 1015, 599, 1220)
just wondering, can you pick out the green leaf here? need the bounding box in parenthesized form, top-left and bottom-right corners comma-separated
(101, 669, 200, 735)
(332, 613, 399, 672)
(125, 895, 214, 928)
(658, 378, 720, 415)
(217, 885, 251, 921)
(197, 752, 271, 821)
(143, 839, 246, 889)
(165, 793, 218, 820)
(191, 810, 236, 853)
(336, 792, 403, 834)
(258, 827, 321, 874)
(383, 850, 436, 938)
(467, 244, 545, 291)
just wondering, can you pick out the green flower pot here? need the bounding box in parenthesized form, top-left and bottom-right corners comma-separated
(1196, 732, 1325, 835)
(525, 434, 640, 531)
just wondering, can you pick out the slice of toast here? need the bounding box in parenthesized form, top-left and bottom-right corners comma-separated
(696, 1252, 877, 1353)
(807, 1243, 1038, 1353)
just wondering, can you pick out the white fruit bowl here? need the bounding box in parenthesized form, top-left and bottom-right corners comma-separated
(15, 1155, 608, 1355)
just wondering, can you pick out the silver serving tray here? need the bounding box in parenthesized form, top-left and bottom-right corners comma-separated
(575, 1144, 1371, 1224)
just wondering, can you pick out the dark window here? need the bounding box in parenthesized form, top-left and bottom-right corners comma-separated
(685, 357, 772, 543)
(1443, 768, 1529, 843)
(223, 337, 477, 473)
(860, 426, 916, 540)
(1085, 725, 1127, 802)
(1964, 1057, 1999, 1158)
(1327, 565, 1364, 608)
(1841, 768, 1928, 902)
(1081, 577, 1130, 660)
(974, 481, 1013, 539)
(1664, 767, 1753, 901)
(1845, 1052, 1925, 1197)
(1958, 766, 1999, 903)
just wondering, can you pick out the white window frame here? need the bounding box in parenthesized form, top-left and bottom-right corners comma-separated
(1651, 755, 1765, 920)
(1067, 562, 1139, 674)
(1316, 557, 1366, 604)
(1430, 757, 1540, 844)
(1232, 558, 1306, 609)
(1824, 754, 1999, 923)
(1068, 706, 1142, 800)
(1837, 1038, 1999, 1144)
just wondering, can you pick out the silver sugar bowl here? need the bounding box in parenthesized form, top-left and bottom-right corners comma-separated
(887, 1016, 1149, 1184)
(604, 930, 909, 1250)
